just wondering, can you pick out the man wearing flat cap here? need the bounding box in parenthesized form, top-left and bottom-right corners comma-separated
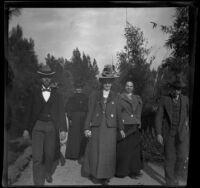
(23, 64, 67, 185)
(155, 77, 189, 185)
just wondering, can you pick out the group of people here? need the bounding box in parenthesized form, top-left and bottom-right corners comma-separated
(22, 63, 189, 186)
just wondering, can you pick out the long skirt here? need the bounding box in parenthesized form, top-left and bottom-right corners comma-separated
(65, 112, 87, 159)
(82, 115, 117, 179)
(116, 126, 142, 177)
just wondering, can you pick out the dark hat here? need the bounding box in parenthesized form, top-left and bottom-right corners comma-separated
(168, 78, 186, 89)
(99, 64, 119, 80)
(74, 82, 84, 88)
(37, 64, 56, 77)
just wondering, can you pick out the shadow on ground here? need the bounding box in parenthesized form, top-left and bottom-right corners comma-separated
(143, 163, 165, 185)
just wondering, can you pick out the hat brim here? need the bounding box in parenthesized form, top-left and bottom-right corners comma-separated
(99, 74, 119, 79)
(99, 76, 116, 79)
(169, 83, 186, 89)
(37, 71, 56, 77)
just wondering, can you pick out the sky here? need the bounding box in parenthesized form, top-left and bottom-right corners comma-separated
(9, 8, 175, 72)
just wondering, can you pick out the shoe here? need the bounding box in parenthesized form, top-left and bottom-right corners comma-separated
(89, 176, 101, 184)
(101, 179, 110, 185)
(165, 179, 179, 185)
(60, 157, 66, 166)
(46, 176, 53, 183)
(129, 172, 143, 179)
(78, 157, 84, 164)
(173, 179, 179, 185)
(115, 174, 126, 178)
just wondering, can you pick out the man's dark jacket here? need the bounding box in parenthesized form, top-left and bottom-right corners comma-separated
(24, 87, 67, 133)
(24, 87, 67, 159)
(155, 94, 189, 142)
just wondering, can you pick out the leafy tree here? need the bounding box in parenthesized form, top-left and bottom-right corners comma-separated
(117, 22, 157, 111)
(7, 25, 39, 136)
(92, 58, 99, 78)
(67, 48, 99, 95)
(45, 54, 74, 103)
(152, 7, 189, 97)
(7, 8, 21, 20)
(45, 49, 99, 101)
(163, 7, 189, 61)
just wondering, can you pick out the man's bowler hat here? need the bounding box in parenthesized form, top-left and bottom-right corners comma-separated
(169, 78, 186, 89)
(37, 64, 56, 77)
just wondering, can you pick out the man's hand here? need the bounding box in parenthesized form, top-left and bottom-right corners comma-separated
(84, 130, 92, 138)
(120, 130, 126, 139)
(157, 134, 163, 145)
(60, 131, 67, 141)
(23, 130, 30, 139)
(185, 120, 188, 126)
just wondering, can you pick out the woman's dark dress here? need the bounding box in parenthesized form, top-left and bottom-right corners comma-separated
(116, 92, 143, 177)
(82, 97, 117, 179)
(116, 125, 142, 176)
(65, 93, 88, 160)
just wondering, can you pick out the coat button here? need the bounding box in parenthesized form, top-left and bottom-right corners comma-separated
(111, 114, 114, 118)
(112, 101, 114, 104)
(122, 119, 125, 123)
(131, 114, 134, 117)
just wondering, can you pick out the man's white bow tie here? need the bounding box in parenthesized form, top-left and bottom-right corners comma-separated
(41, 87, 51, 92)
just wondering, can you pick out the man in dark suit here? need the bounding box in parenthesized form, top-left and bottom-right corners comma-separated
(23, 65, 67, 185)
(155, 78, 189, 185)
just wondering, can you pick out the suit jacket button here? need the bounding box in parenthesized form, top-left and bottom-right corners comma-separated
(131, 114, 134, 117)
(112, 101, 114, 104)
(111, 114, 114, 118)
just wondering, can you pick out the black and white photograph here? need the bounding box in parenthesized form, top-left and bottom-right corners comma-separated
(4, 1, 198, 186)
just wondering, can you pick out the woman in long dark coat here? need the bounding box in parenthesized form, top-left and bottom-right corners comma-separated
(116, 80, 143, 179)
(82, 65, 123, 185)
(65, 84, 88, 161)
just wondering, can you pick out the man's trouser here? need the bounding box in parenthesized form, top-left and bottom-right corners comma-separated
(32, 120, 56, 185)
(164, 131, 189, 185)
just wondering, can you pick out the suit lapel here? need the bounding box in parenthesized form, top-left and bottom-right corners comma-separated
(121, 93, 137, 112)
(96, 90, 103, 108)
(38, 88, 45, 105)
(32, 88, 44, 114)
(130, 95, 137, 112)
(179, 95, 185, 127)
(47, 88, 56, 106)
(164, 97, 172, 122)
(121, 93, 131, 104)
(106, 90, 115, 104)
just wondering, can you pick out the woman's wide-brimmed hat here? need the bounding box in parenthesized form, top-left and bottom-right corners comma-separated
(99, 64, 119, 81)
(37, 64, 56, 78)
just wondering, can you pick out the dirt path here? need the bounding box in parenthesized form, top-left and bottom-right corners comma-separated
(12, 144, 187, 186)
(13, 158, 169, 186)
